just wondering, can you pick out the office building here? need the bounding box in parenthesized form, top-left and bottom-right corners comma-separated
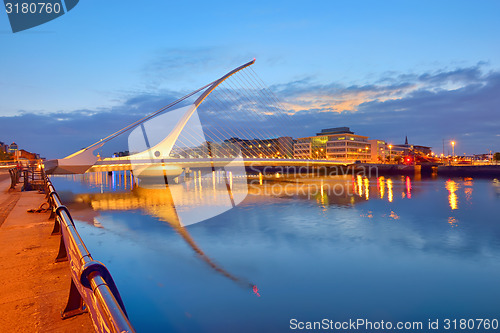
(294, 127, 371, 162)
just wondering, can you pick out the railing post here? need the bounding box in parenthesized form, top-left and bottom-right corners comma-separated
(48, 191, 59, 220)
(23, 169, 29, 191)
(55, 218, 68, 262)
(9, 169, 16, 189)
(61, 279, 87, 319)
(43, 171, 136, 332)
(51, 216, 61, 235)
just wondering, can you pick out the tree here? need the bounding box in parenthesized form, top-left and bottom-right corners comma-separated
(494, 152, 500, 164)
(0, 150, 13, 161)
(393, 155, 402, 164)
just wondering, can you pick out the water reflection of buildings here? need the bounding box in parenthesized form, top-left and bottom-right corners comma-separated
(352, 175, 414, 203)
(246, 174, 418, 207)
(446, 180, 459, 228)
(65, 170, 485, 235)
(446, 180, 459, 210)
(72, 171, 423, 209)
(73, 170, 136, 192)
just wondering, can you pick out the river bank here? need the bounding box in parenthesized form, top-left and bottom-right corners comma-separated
(0, 173, 92, 332)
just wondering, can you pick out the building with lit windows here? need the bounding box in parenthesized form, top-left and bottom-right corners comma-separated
(8, 142, 18, 154)
(369, 139, 387, 162)
(294, 138, 313, 159)
(294, 127, 371, 162)
(383, 137, 433, 163)
(166, 137, 294, 159)
(226, 137, 294, 158)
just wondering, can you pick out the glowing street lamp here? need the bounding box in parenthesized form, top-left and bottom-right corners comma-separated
(388, 145, 392, 163)
(451, 141, 455, 157)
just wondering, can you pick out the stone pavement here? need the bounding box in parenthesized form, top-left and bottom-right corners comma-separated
(0, 171, 93, 332)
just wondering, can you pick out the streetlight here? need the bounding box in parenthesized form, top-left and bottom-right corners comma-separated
(388, 145, 392, 163)
(451, 141, 455, 158)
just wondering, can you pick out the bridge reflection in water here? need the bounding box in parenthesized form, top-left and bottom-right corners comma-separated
(48, 169, 500, 332)
(60, 169, 475, 292)
(69, 169, 421, 205)
(65, 169, 473, 231)
(60, 169, 424, 292)
(71, 169, 256, 290)
(67, 170, 491, 229)
(67, 170, 426, 212)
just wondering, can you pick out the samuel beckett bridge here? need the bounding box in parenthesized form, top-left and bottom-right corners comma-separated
(44, 59, 347, 178)
(23, 60, 367, 333)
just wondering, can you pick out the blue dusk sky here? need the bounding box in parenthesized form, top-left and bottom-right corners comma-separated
(0, 0, 499, 158)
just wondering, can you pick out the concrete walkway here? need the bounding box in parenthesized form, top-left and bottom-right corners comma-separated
(0, 172, 93, 332)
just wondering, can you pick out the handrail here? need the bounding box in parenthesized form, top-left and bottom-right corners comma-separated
(8, 167, 20, 189)
(44, 172, 136, 333)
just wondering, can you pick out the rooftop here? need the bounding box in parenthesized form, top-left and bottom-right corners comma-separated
(316, 127, 354, 135)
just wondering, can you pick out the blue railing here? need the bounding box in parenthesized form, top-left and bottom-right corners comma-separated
(44, 172, 136, 333)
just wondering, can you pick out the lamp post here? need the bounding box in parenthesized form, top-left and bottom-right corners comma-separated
(451, 141, 455, 157)
(388, 145, 392, 163)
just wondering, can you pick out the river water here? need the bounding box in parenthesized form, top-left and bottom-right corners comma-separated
(50, 171, 500, 332)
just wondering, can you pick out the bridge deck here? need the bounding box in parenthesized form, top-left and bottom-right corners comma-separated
(88, 157, 348, 172)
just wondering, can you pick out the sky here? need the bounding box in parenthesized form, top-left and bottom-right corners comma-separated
(0, 0, 499, 158)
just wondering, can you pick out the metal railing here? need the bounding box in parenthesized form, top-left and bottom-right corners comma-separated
(8, 167, 20, 189)
(8, 163, 45, 191)
(23, 165, 45, 191)
(43, 171, 136, 333)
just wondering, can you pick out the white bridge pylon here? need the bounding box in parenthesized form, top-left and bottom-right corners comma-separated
(129, 59, 256, 161)
(45, 59, 256, 174)
(128, 104, 198, 160)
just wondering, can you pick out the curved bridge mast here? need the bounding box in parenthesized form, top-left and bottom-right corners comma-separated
(45, 59, 256, 174)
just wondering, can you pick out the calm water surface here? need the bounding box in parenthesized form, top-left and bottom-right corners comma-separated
(50, 172, 500, 332)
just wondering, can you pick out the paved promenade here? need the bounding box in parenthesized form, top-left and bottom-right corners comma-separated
(0, 171, 93, 332)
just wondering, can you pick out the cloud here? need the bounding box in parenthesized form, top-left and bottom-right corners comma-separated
(1, 64, 499, 158)
(272, 64, 490, 115)
(276, 65, 500, 153)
